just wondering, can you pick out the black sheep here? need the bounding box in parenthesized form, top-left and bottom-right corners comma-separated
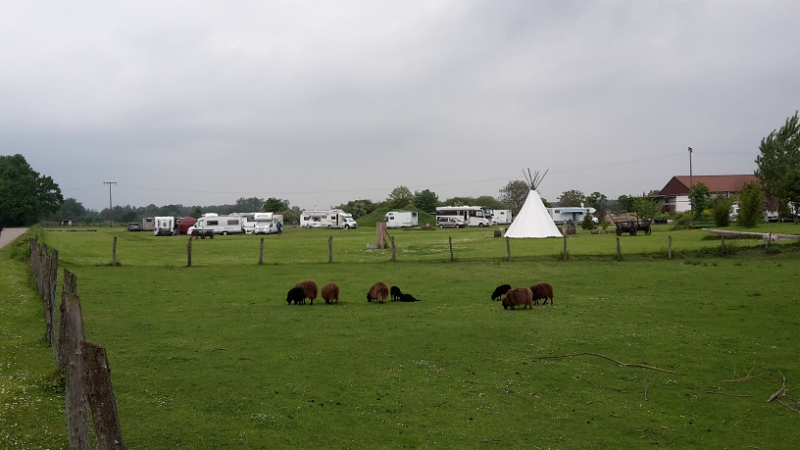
(400, 293, 421, 302)
(390, 286, 403, 302)
(491, 284, 512, 301)
(286, 287, 306, 305)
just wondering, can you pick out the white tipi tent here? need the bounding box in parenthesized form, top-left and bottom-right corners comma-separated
(504, 169, 562, 238)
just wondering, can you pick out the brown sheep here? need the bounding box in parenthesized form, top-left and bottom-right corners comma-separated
(295, 280, 318, 305)
(530, 283, 554, 305)
(503, 287, 533, 310)
(322, 283, 340, 304)
(367, 281, 389, 303)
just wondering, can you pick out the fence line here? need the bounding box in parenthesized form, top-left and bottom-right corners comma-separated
(28, 237, 127, 450)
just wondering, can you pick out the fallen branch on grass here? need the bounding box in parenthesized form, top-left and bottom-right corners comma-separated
(776, 399, 800, 414)
(766, 371, 787, 403)
(722, 361, 765, 383)
(534, 352, 679, 375)
(700, 388, 751, 398)
(587, 381, 626, 393)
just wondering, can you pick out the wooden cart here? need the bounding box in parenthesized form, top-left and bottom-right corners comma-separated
(609, 213, 652, 236)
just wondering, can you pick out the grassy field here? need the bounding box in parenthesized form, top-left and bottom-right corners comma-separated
(2, 224, 800, 449)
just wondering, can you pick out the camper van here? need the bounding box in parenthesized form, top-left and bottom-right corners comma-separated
(492, 210, 513, 225)
(187, 214, 244, 235)
(435, 206, 491, 227)
(301, 210, 358, 229)
(384, 210, 418, 228)
(547, 206, 596, 225)
(153, 216, 176, 236)
(252, 213, 284, 234)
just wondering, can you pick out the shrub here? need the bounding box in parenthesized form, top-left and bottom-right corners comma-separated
(712, 197, 734, 227)
(670, 212, 693, 230)
(581, 215, 595, 230)
(739, 182, 764, 228)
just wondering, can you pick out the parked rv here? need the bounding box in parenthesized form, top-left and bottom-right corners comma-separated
(301, 210, 358, 229)
(154, 216, 176, 236)
(385, 210, 418, 228)
(252, 213, 284, 234)
(492, 210, 513, 225)
(435, 206, 491, 227)
(546, 206, 596, 225)
(187, 213, 244, 235)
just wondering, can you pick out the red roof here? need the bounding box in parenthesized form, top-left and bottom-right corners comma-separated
(657, 175, 757, 196)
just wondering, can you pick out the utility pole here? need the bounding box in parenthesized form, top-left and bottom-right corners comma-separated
(104, 182, 117, 227)
(688, 147, 693, 215)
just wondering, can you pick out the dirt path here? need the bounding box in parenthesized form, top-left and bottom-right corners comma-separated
(0, 228, 28, 250)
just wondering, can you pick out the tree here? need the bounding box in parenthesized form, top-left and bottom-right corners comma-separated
(632, 194, 658, 222)
(0, 154, 63, 226)
(334, 199, 378, 219)
(756, 111, 800, 220)
(612, 195, 635, 213)
(236, 197, 265, 212)
(688, 182, 712, 220)
(712, 196, 734, 227)
(387, 186, 413, 209)
(785, 170, 800, 222)
(738, 181, 764, 228)
(585, 191, 608, 221)
(263, 198, 289, 213)
(120, 211, 138, 223)
(557, 190, 585, 207)
(499, 180, 529, 215)
(413, 189, 439, 213)
(55, 198, 87, 221)
(190, 206, 202, 219)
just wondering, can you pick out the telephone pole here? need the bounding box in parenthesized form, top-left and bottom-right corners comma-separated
(688, 147, 693, 215)
(104, 182, 117, 227)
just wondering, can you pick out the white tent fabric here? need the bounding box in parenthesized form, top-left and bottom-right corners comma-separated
(504, 189, 562, 238)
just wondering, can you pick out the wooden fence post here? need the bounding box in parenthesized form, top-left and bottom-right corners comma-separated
(259, 238, 264, 265)
(668, 235, 673, 259)
(112, 236, 117, 267)
(449, 237, 454, 262)
(328, 236, 333, 263)
(506, 237, 512, 262)
(59, 270, 78, 370)
(390, 236, 396, 262)
(82, 340, 127, 450)
(562, 234, 568, 261)
(63, 292, 89, 450)
(767, 232, 772, 248)
(616, 236, 622, 260)
(187, 236, 192, 267)
(43, 248, 58, 358)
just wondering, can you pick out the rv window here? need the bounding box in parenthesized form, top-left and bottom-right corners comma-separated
(208, 220, 219, 226)
(227, 220, 239, 225)
(412, 212, 417, 217)
(554, 210, 560, 214)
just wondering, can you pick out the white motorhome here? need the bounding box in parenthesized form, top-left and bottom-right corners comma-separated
(301, 210, 358, 229)
(493, 210, 513, 225)
(435, 206, 492, 227)
(153, 216, 175, 236)
(252, 213, 284, 234)
(546, 206, 596, 225)
(187, 214, 244, 235)
(384, 210, 418, 228)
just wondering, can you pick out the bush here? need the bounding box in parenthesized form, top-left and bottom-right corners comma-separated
(581, 215, 595, 230)
(739, 182, 764, 228)
(670, 212, 693, 230)
(712, 198, 734, 227)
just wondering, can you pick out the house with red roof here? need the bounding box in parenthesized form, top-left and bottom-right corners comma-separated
(654, 174, 756, 213)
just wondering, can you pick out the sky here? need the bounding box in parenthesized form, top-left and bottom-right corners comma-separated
(2, 1, 799, 211)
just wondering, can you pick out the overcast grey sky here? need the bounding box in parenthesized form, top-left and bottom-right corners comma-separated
(2, 1, 798, 211)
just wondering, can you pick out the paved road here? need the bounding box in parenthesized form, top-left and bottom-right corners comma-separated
(0, 228, 28, 250)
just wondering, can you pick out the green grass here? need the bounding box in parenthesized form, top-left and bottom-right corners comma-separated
(2, 225, 800, 449)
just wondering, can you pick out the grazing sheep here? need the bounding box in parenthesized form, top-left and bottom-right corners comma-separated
(491, 284, 512, 301)
(400, 293, 421, 302)
(286, 287, 306, 305)
(390, 286, 403, 302)
(367, 282, 389, 303)
(530, 283, 554, 305)
(503, 287, 533, 310)
(295, 280, 318, 305)
(322, 283, 340, 304)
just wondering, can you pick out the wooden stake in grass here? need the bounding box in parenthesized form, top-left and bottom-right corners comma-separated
(563, 234, 568, 261)
(506, 237, 512, 262)
(668, 235, 672, 259)
(449, 236, 454, 262)
(81, 340, 127, 450)
(187, 236, 192, 268)
(616, 236, 622, 260)
(391, 236, 396, 262)
(259, 238, 264, 265)
(328, 236, 333, 263)
(112, 236, 117, 267)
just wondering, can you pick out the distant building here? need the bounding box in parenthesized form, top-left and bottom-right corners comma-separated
(655, 174, 756, 213)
